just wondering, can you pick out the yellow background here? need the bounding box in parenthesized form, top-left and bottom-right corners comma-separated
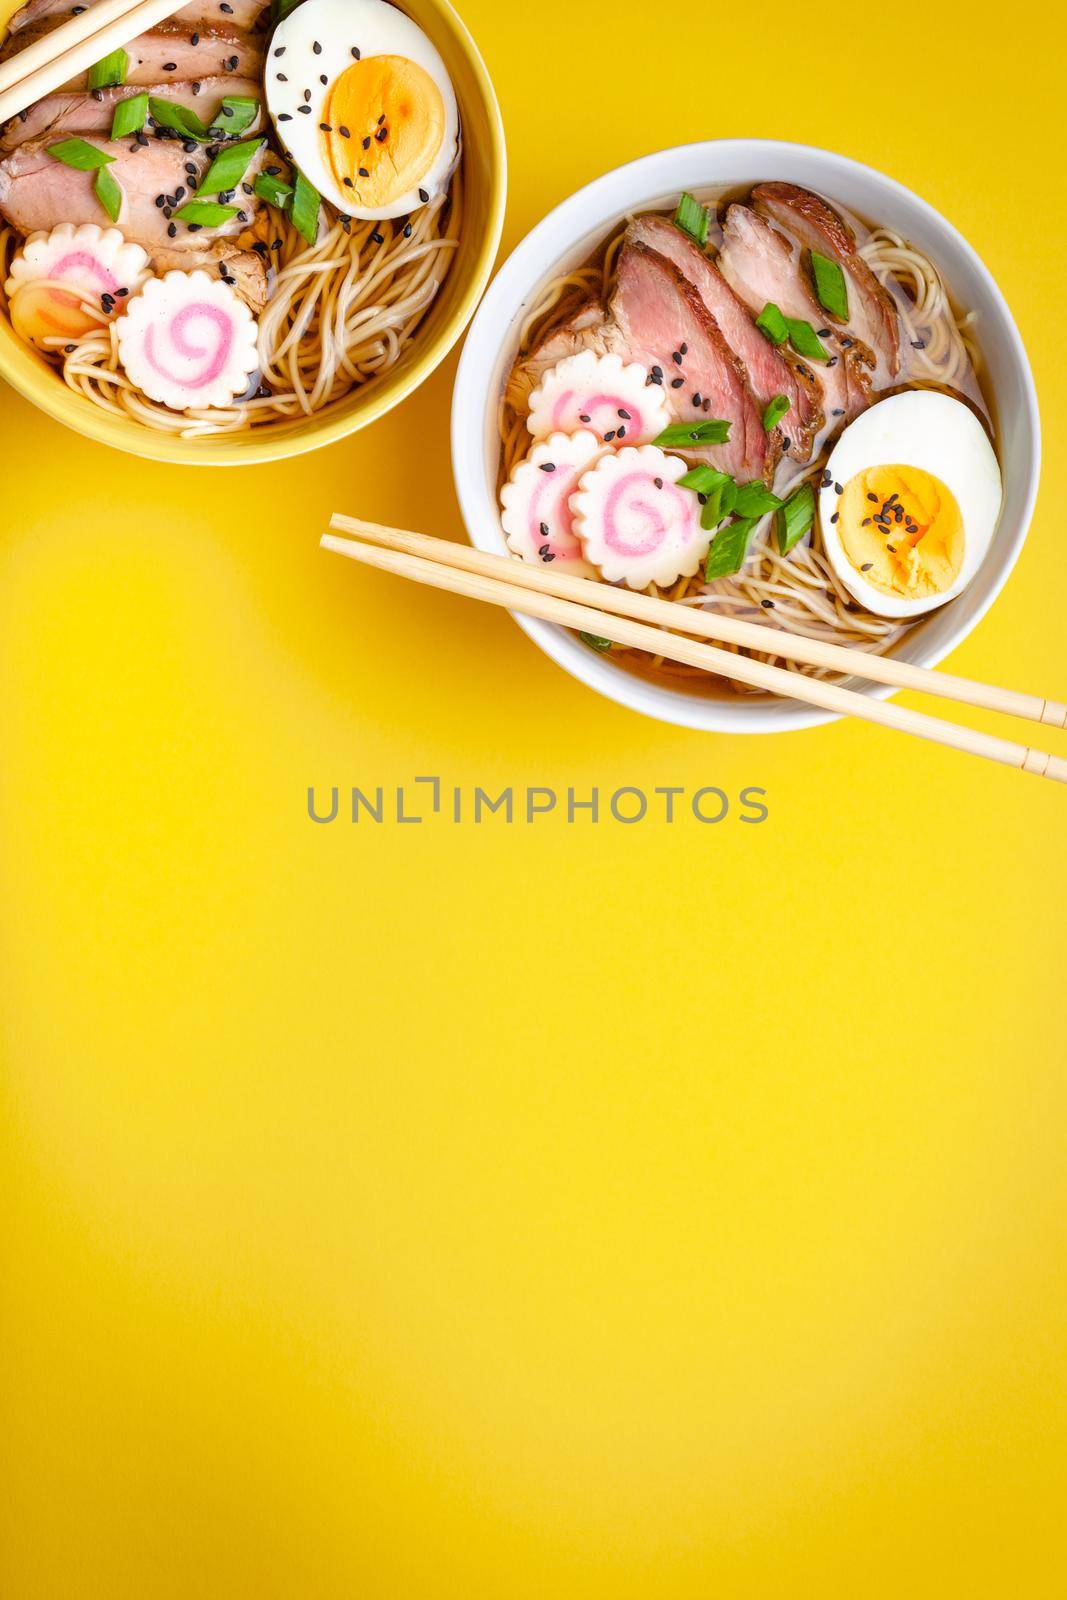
(2, 2, 1065, 1593)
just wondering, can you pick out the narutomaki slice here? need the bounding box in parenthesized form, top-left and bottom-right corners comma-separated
(611, 237, 777, 484)
(501, 429, 603, 576)
(752, 182, 901, 378)
(570, 445, 710, 591)
(626, 213, 823, 462)
(4, 221, 149, 346)
(527, 350, 671, 447)
(116, 268, 258, 409)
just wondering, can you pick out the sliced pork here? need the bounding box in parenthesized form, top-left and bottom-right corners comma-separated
(611, 238, 776, 483)
(718, 203, 872, 430)
(627, 212, 822, 462)
(0, 77, 262, 152)
(0, 21, 264, 91)
(5, 0, 267, 35)
(752, 182, 900, 377)
(151, 240, 267, 310)
(506, 296, 611, 413)
(0, 134, 266, 251)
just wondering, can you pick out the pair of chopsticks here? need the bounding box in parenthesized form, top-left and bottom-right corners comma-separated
(322, 516, 1067, 784)
(0, 0, 186, 124)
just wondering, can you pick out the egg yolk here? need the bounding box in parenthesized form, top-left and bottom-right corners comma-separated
(837, 464, 964, 599)
(320, 55, 444, 211)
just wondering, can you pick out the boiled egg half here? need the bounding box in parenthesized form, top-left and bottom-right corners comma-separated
(819, 391, 1002, 619)
(266, 0, 459, 221)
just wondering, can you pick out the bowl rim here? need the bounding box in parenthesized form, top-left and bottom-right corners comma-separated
(0, 0, 507, 467)
(451, 138, 1042, 734)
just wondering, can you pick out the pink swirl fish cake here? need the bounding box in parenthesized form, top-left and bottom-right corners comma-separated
(570, 445, 710, 591)
(5, 223, 150, 348)
(527, 351, 670, 447)
(501, 430, 602, 576)
(116, 269, 258, 411)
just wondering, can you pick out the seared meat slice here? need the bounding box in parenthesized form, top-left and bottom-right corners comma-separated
(0, 21, 264, 90)
(1, 77, 262, 151)
(612, 238, 776, 482)
(6, 0, 267, 33)
(0, 134, 266, 250)
(151, 240, 267, 310)
(752, 182, 900, 377)
(627, 212, 822, 462)
(718, 204, 872, 430)
(506, 295, 611, 413)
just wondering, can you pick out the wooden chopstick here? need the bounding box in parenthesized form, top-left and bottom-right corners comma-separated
(321, 523, 1067, 785)
(0, 0, 188, 123)
(331, 514, 1067, 731)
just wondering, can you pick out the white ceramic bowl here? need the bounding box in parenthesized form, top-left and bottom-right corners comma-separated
(450, 140, 1041, 733)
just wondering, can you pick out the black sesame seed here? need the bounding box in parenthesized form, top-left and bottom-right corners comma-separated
(867, 491, 878, 501)
(671, 351, 682, 365)
(91, 87, 103, 100)
(816, 328, 830, 338)
(358, 167, 369, 178)
(351, 46, 360, 58)
(604, 430, 616, 443)
(834, 482, 843, 494)
(226, 55, 238, 68)
(220, 3, 232, 11)
(618, 409, 631, 420)
(163, 61, 176, 69)
(191, 81, 201, 93)
(375, 126, 387, 141)
(155, 193, 166, 207)
(403, 223, 412, 237)
(182, 140, 197, 153)
(860, 562, 873, 572)
(538, 463, 556, 473)
(174, 185, 186, 200)
(761, 598, 775, 609)
(220, 104, 233, 117)
(272, 237, 282, 249)
(911, 337, 926, 350)
(115, 286, 128, 296)
(276, 70, 288, 80)
(679, 342, 687, 355)
(273, 44, 285, 55)
(188, 221, 201, 231)
(339, 125, 350, 137)
(190, 29, 199, 42)
(313, 38, 322, 52)
(370, 231, 383, 244)
(616, 426, 626, 439)
(654, 477, 663, 489)
(64, 341, 76, 351)
(303, 87, 311, 101)
(297, 104, 312, 113)
(362, 135, 371, 149)
(418, 187, 429, 203)
(671, 377, 684, 389)
(831, 407, 845, 417)
(167, 222, 177, 236)
(320, 74, 327, 84)
(691, 393, 701, 407)
(830, 512, 839, 524)
(540, 522, 549, 537)
(343, 176, 354, 187)
(236, 209, 247, 222)
(241, 181, 253, 195)
(886, 544, 897, 553)
(378, 113, 385, 124)
(266, 164, 281, 175)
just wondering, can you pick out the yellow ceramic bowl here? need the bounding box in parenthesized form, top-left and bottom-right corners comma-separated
(0, 0, 505, 464)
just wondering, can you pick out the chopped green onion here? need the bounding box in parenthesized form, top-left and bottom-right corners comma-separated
(700, 482, 727, 530)
(215, 95, 260, 135)
(786, 316, 828, 362)
(762, 394, 790, 432)
(110, 91, 148, 139)
(173, 200, 239, 227)
(678, 465, 730, 496)
(733, 481, 783, 519)
(718, 479, 738, 520)
(579, 632, 613, 653)
(148, 96, 207, 139)
(810, 249, 849, 320)
(87, 47, 127, 90)
(253, 171, 294, 209)
(198, 137, 263, 197)
(674, 191, 709, 248)
(272, 0, 302, 20)
(47, 137, 114, 170)
(289, 167, 320, 245)
(652, 419, 732, 449)
(755, 302, 789, 344)
(93, 164, 123, 221)
(776, 482, 816, 555)
(705, 517, 758, 581)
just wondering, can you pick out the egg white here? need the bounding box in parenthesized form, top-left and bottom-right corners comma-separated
(818, 390, 1003, 619)
(266, 0, 459, 220)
